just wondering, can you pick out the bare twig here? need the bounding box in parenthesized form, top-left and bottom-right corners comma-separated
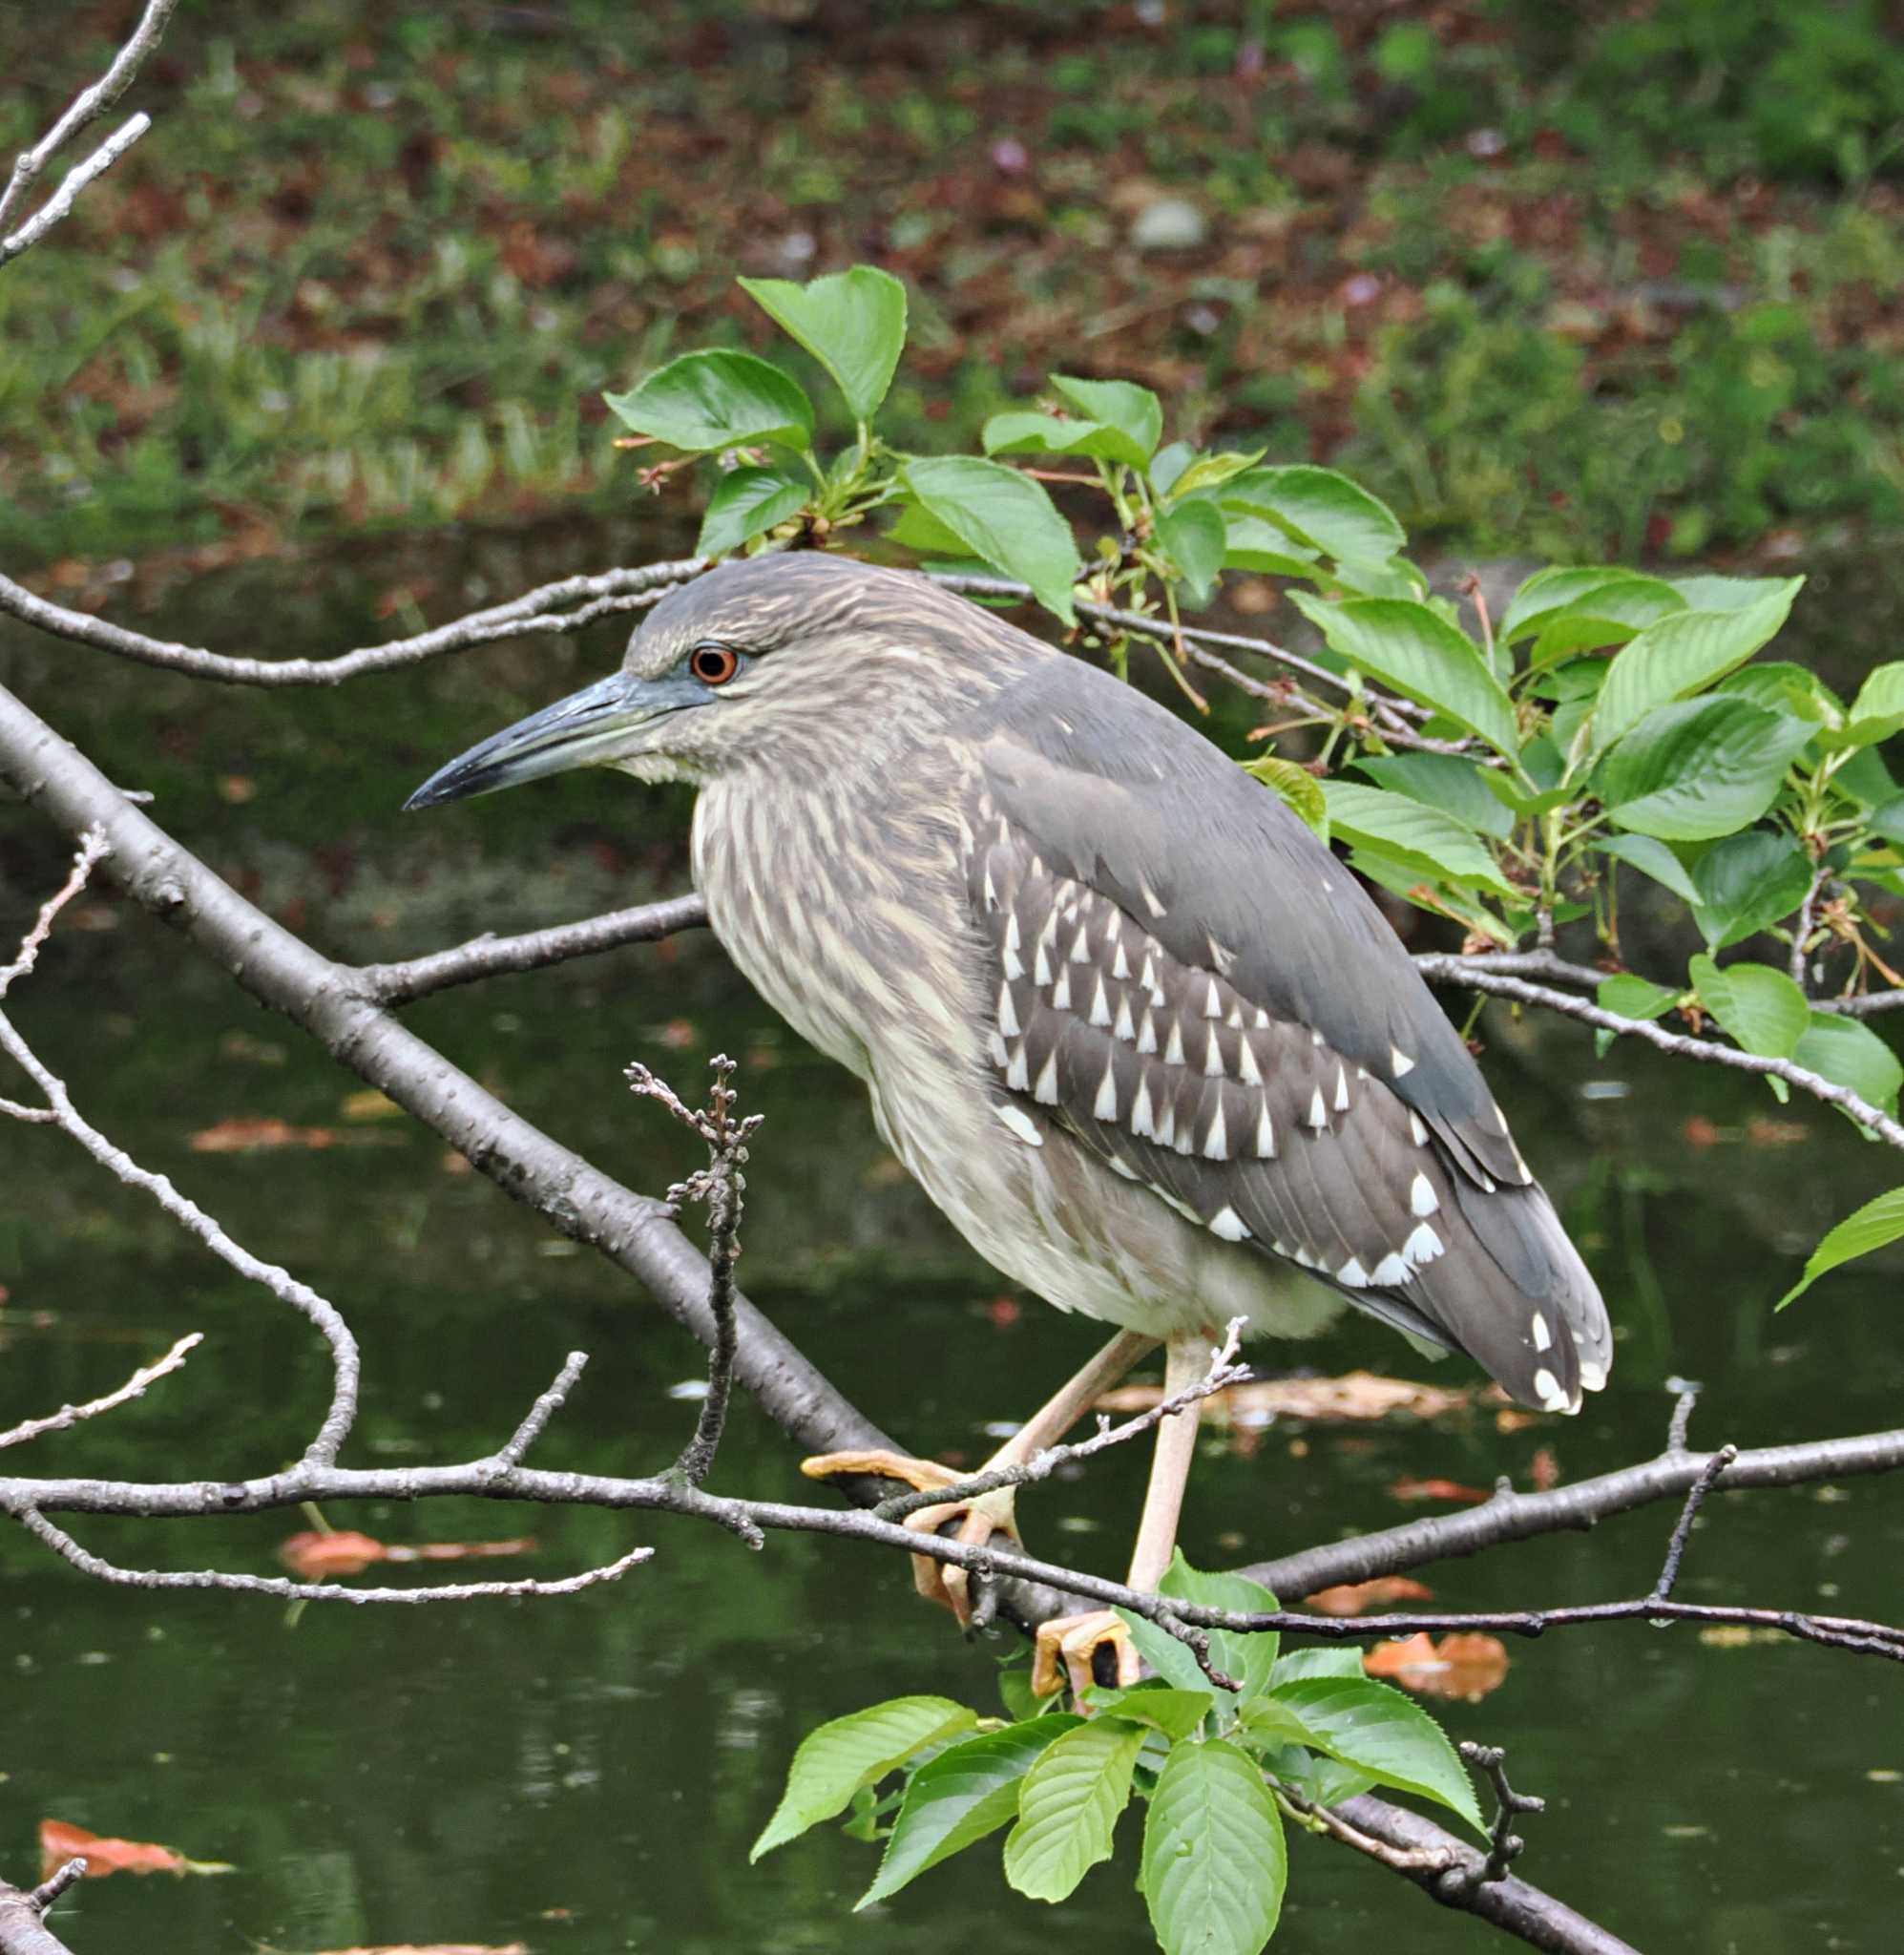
(1277, 1782, 1457, 1872)
(0, 0, 178, 258)
(1789, 864, 1830, 992)
(0, 1873, 80, 1955)
(1417, 960, 1904, 1149)
(1449, 1742, 1545, 1893)
(0, 829, 110, 999)
(0, 1333, 202, 1451)
(1650, 1443, 1736, 1605)
(355, 893, 710, 1003)
(13, 1505, 652, 1604)
(626, 1056, 762, 1489)
(491, 1350, 590, 1471)
(23, 1867, 82, 1917)
(873, 1319, 1250, 1523)
(1665, 1378, 1701, 1457)
(0, 559, 704, 686)
(0, 1000, 362, 1467)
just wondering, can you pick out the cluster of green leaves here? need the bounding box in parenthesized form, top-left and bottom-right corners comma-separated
(750, 1557, 1480, 1955)
(609, 262, 1904, 1297)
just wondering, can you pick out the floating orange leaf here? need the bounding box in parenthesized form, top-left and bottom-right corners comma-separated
(1305, 1576, 1434, 1617)
(39, 1819, 234, 1880)
(190, 1117, 337, 1152)
(313, 1945, 530, 1954)
(279, 1531, 538, 1579)
(1387, 1476, 1492, 1504)
(1365, 1631, 1510, 1701)
(1098, 1370, 1474, 1427)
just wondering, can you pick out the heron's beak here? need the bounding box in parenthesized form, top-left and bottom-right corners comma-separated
(404, 669, 695, 810)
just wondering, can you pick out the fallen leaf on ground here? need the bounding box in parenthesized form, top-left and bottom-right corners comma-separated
(1096, 1370, 1474, 1426)
(1305, 1576, 1434, 1616)
(1364, 1632, 1511, 1700)
(191, 1117, 337, 1151)
(40, 1818, 234, 1879)
(279, 1531, 537, 1578)
(1387, 1476, 1493, 1504)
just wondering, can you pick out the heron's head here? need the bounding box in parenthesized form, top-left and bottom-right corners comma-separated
(404, 554, 1018, 811)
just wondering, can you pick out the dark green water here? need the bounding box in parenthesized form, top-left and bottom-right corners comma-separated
(3, 529, 1901, 1953)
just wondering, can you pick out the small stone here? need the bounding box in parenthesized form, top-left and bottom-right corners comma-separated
(1130, 197, 1207, 253)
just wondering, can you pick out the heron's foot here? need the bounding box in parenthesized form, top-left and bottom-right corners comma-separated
(1032, 1609, 1140, 1700)
(799, 1448, 1022, 1626)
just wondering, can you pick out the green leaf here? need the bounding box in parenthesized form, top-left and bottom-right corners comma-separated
(1270, 1648, 1366, 1686)
(1712, 661, 1845, 728)
(1499, 564, 1650, 643)
(900, 457, 1080, 623)
(1689, 830, 1815, 951)
(1141, 1740, 1287, 1955)
(1599, 973, 1681, 1021)
(1321, 781, 1514, 894)
(1353, 753, 1512, 839)
(1243, 756, 1329, 840)
(1870, 796, 1904, 848)
(1834, 662, 1904, 749)
(1689, 956, 1810, 1060)
(1221, 512, 1323, 578)
(752, 1696, 978, 1860)
(604, 349, 813, 453)
(1001, 1715, 1147, 1902)
(1288, 594, 1517, 756)
(1270, 1677, 1485, 1834)
(1224, 465, 1407, 568)
(1083, 1686, 1216, 1742)
(1160, 1555, 1282, 1703)
(1156, 501, 1226, 603)
(1594, 833, 1700, 905)
(1164, 448, 1266, 499)
(886, 499, 973, 557)
(1671, 572, 1810, 612)
(1522, 575, 1686, 666)
(1049, 374, 1163, 463)
(1778, 1187, 1904, 1308)
(1599, 698, 1815, 842)
(1151, 440, 1196, 494)
(695, 463, 811, 557)
(858, 1715, 1080, 1906)
(736, 266, 908, 422)
(982, 410, 1152, 473)
(1792, 1012, 1903, 1121)
(1591, 580, 1804, 752)
(1237, 1696, 1323, 1748)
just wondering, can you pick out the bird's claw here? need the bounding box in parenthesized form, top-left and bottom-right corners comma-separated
(800, 1447, 1021, 1626)
(1032, 1609, 1140, 1700)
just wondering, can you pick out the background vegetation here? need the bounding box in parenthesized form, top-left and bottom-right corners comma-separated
(5, 0, 1904, 574)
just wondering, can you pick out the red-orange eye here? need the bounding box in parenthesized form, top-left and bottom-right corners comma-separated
(689, 643, 740, 686)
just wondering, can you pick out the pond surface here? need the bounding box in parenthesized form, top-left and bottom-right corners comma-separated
(2, 526, 1901, 1954)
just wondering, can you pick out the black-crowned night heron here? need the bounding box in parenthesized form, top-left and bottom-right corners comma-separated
(408, 553, 1609, 1692)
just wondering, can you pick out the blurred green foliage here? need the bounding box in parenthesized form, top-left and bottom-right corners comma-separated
(3, 0, 1902, 567)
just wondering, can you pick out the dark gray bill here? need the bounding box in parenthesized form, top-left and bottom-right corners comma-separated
(404, 669, 676, 810)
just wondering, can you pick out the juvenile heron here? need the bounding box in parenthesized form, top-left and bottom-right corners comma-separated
(408, 553, 1609, 1690)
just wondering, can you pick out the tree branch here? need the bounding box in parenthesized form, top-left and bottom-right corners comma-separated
(0, 1874, 79, 1955)
(354, 893, 710, 1003)
(1416, 959, 1904, 1149)
(0, 0, 178, 259)
(0, 559, 704, 685)
(0, 1332, 202, 1452)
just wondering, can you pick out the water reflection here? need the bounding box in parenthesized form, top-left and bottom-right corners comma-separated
(2, 526, 1901, 1951)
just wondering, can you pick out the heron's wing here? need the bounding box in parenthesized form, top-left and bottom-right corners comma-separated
(959, 661, 1609, 1412)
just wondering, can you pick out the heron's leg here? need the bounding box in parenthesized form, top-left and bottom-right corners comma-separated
(801, 1328, 1159, 1622)
(1032, 1327, 1210, 1700)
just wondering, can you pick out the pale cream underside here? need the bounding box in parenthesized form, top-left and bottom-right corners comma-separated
(689, 766, 1347, 1346)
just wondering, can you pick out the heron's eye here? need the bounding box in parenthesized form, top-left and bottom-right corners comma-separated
(689, 643, 741, 686)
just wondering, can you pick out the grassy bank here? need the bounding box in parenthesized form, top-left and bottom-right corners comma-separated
(4, 0, 1901, 572)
